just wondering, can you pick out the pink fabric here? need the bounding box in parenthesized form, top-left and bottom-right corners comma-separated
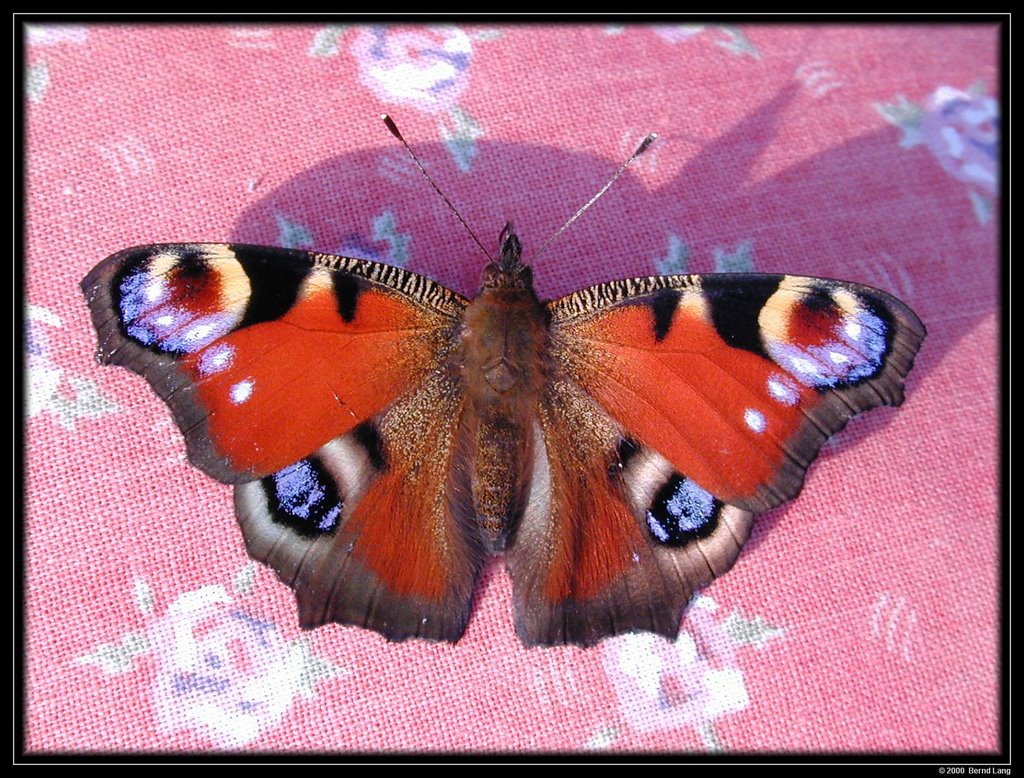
(25, 23, 1000, 753)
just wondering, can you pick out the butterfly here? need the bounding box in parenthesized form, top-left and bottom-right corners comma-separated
(80, 217, 925, 647)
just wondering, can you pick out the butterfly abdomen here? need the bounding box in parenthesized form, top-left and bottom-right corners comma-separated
(458, 280, 550, 552)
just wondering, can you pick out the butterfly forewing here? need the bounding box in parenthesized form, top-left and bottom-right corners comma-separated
(547, 273, 926, 513)
(81, 243, 468, 483)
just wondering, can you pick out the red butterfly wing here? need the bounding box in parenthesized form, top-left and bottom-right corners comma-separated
(83, 243, 481, 641)
(548, 273, 925, 512)
(507, 380, 753, 646)
(82, 243, 466, 483)
(506, 273, 924, 646)
(234, 370, 482, 642)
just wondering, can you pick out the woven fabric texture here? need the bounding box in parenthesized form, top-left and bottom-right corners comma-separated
(24, 23, 999, 753)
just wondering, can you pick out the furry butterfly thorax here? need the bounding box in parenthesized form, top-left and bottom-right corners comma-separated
(82, 218, 924, 647)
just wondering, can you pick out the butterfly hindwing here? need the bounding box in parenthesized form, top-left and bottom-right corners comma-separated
(506, 378, 753, 647)
(81, 243, 468, 483)
(234, 355, 482, 642)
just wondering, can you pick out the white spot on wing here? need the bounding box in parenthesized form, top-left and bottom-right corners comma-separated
(766, 375, 799, 406)
(185, 322, 216, 343)
(744, 408, 766, 433)
(145, 278, 166, 303)
(789, 355, 821, 378)
(829, 351, 849, 365)
(230, 379, 254, 404)
(198, 344, 235, 376)
(763, 280, 889, 390)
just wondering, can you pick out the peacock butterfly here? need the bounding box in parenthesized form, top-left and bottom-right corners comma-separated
(80, 131, 925, 647)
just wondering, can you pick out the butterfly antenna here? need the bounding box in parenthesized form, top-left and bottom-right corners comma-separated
(531, 133, 658, 264)
(382, 114, 494, 263)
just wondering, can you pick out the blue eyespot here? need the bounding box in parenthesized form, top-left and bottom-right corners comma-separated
(646, 475, 719, 546)
(263, 458, 342, 538)
(767, 305, 889, 389)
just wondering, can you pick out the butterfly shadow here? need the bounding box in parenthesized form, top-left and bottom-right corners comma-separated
(230, 79, 995, 591)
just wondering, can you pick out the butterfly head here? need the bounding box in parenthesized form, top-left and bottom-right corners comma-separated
(482, 222, 533, 290)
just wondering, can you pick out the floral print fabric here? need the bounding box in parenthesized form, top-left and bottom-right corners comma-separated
(24, 23, 1000, 753)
